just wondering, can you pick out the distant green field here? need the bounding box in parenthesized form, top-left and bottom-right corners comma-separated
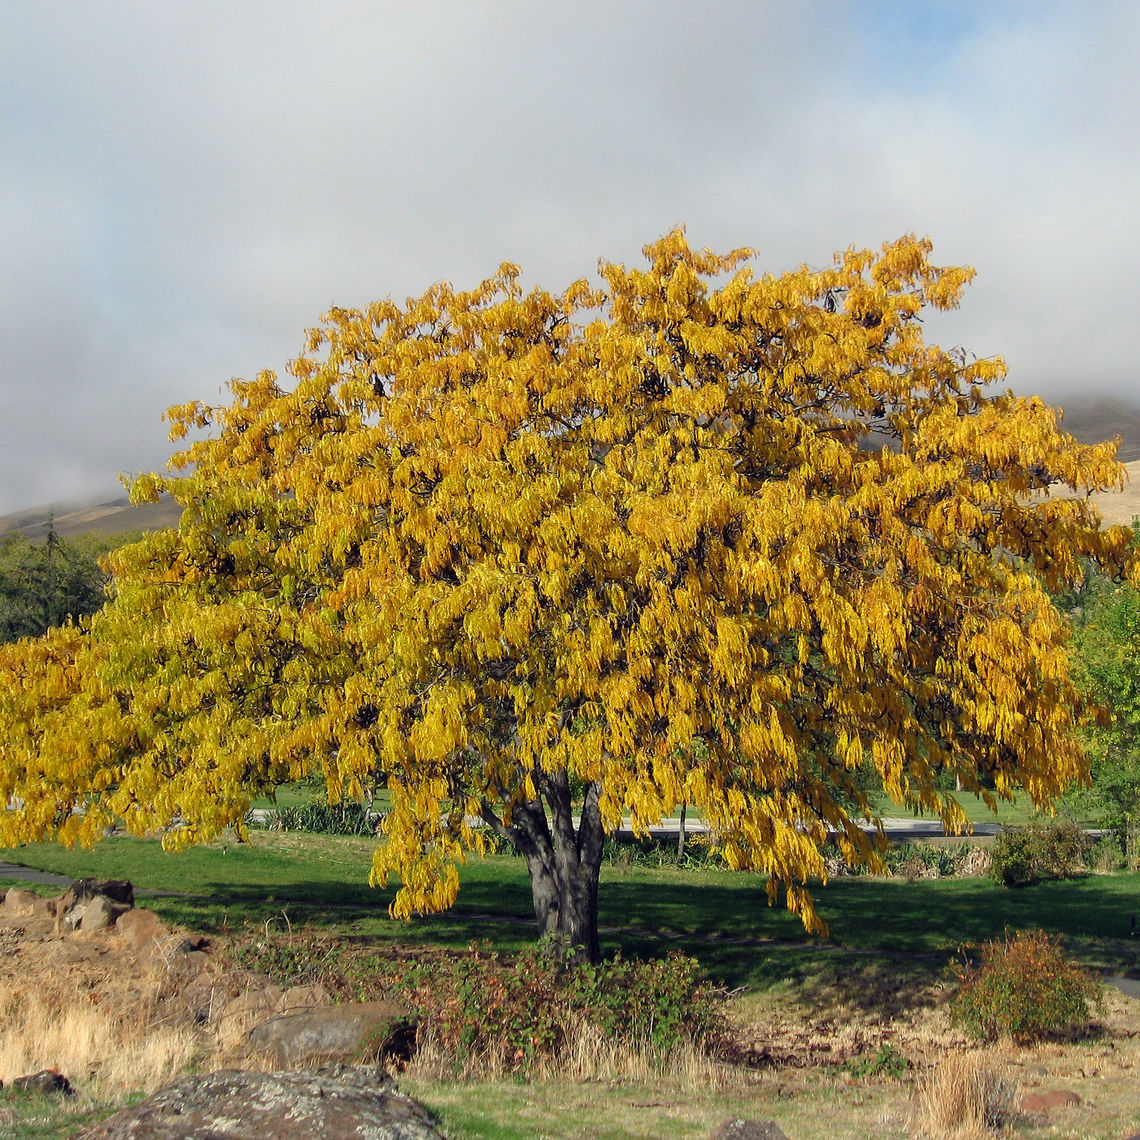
(865, 787, 1051, 828)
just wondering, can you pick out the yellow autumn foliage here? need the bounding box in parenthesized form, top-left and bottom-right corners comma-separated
(0, 230, 1134, 944)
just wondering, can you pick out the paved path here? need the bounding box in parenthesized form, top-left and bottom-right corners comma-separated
(0, 863, 71, 886)
(0, 863, 180, 898)
(631, 816, 1003, 842)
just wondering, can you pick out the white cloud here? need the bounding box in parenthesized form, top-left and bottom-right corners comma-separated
(1, 1, 1138, 514)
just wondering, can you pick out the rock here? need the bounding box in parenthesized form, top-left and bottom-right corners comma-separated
(12, 1069, 73, 1095)
(277, 983, 332, 1014)
(71, 1064, 445, 1139)
(55, 879, 134, 935)
(1019, 1089, 1081, 1113)
(710, 1121, 789, 1140)
(246, 1000, 414, 1067)
(213, 985, 284, 1052)
(70, 894, 127, 931)
(2, 887, 38, 916)
(115, 907, 168, 953)
(30, 895, 59, 919)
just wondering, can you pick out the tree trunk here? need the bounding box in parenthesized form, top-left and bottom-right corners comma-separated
(676, 801, 687, 860)
(484, 775, 605, 964)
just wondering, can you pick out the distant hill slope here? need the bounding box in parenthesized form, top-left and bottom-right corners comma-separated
(1056, 397, 1140, 464)
(0, 496, 183, 540)
(3, 393, 1138, 539)
(1089, 459, 1140, 528)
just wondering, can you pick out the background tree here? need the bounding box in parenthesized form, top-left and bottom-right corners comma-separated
(1064, 528, 1140, 865)
(0, 231, 1135, 962)
(0, 523, 120, 642)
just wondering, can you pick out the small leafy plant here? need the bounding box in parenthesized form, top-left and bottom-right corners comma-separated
(839, 1042, 908, 1080)
(950, 929, 1104, 1043)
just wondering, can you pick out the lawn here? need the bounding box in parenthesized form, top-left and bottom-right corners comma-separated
(4, 829, 1138, 985)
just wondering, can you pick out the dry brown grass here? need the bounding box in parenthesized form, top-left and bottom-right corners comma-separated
(402, 1009, 727, 1086)
(909, 1049, 1016, 1139)
(0, 955, 204, 1096)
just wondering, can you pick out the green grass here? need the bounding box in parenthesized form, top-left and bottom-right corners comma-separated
(247, 781, 394, 814)
(864, 787, 1048, 827)
(0, 1090, 131, 1140)
(5, 830, 1139, 986)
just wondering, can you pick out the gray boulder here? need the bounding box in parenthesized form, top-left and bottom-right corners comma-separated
(246, 1000, 414, 1067)
(67, 894, 127, 931)
(54, 878, 134, 934)
(710, 1121, 789, 1140)
(72, 1065, 444, 1139)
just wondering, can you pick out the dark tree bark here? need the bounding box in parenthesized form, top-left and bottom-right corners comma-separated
(482, 775, 605, 964)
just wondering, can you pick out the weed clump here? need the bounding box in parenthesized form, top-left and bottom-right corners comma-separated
(950, 928, 1104, 1044)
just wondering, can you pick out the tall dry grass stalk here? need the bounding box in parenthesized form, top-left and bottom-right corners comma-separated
(0, 963, 203, 1095)
(910, 1049, 1016, 1139)
(404, 1012, 722, 1087)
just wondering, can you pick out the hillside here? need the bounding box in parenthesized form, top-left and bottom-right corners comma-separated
(0, 495, 183, 540)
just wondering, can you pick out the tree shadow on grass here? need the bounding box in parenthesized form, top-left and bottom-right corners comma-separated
(142, 860, 1140, 1004)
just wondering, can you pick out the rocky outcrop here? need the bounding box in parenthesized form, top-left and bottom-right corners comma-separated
(245, 1000, 415, 1067)
(72, 1065, 446, 1139)
(66, 893, 127, 931)
(54, 878, 134, 934)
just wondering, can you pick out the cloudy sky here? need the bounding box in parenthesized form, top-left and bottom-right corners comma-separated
(2, 2, 1137, 515)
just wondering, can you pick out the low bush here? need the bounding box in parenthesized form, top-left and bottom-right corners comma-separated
(883, 842, 984, 880)
(823, 841, 987, 880)
(226, 931, 724, 1078)
(950, 928, 1104, 1044)
(261, 800, 380, 837)
(839, 1042, 908, 1080)
(601, 833, 727, 870)
(988, 821, 1087, 887)
(397, 941, 723, 1076)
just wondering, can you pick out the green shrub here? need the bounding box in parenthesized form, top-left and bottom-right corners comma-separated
(883, 842, 977, 879)
(396, 942, 722, 1076)
(226, 931, 723, 1077)
(601, 833, 727, 870)
(950, 929, 1104, 1044)
(988, 821, 1086, 887)
(822, 841, 984, 879)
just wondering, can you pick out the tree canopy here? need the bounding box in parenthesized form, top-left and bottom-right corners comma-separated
(0, 230, 1135, 960)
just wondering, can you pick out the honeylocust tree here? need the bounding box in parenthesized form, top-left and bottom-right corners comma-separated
(0, 231, 1135, 962)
